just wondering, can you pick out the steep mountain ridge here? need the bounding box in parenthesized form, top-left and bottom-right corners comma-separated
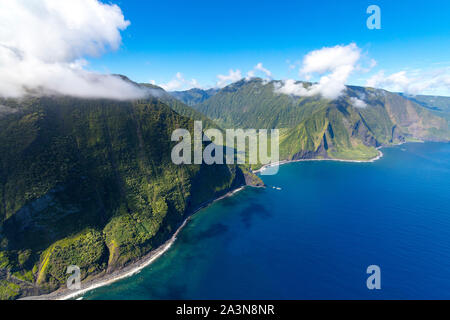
(1, 75, 448, 299)
(0, 94, 260, 299)
(115, 76, 218, 128)
(185, 79, 449, 161)
(170, 88, 219, 106)
(400, 94, 450, 120)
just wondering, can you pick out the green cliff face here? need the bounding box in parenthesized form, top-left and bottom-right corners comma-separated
(400, 94, 450, 121)
(1, 76, 448, 299)
(0, 95, 258, 299)
(186, 79, 449, 162)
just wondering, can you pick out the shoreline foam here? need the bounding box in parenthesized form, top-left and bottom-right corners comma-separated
(253, 147, 384, 174)
(22, 186, 245, 300)
(22, 145, 392, 300)
(26, 148, 385, 300)
(21, 146, 386, 300)
(21, 142, 432, 300)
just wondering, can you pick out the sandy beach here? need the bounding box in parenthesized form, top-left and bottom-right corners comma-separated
(253, 147, 384, 174)
(21, 186, 245, 300)
(35, 150, 387, 300)
(22, 146, 391, 300)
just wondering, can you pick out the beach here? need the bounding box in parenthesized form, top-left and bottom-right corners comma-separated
(81, 142, 450, 300)
(22, 146, 389, 300)
(253, 147, 384, 174)
(21, 186, 246, 300)
(39, 150, 387, 300)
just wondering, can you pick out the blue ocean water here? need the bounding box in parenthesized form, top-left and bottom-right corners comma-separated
(84, 142, 450, 300)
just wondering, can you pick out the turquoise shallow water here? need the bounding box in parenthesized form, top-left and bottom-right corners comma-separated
(84, 142, 450, 299)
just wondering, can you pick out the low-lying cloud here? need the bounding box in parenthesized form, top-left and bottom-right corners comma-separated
(159, 72, 200, 91)
(214, 63, 272, 88)
(216, 69, 243, 88)
(350, 97, 367, 108)
(366, 68, 450, 96)
(275, 43, 364, 100)
(246, 63, 272, 80)
(0, 0, 146, 100)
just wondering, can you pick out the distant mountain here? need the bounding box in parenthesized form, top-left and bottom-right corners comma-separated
(1, 74, 448, 299)
(188, 78, 449, 162)
(401, 94, 450, 120)
(0, 93, 261, 299)
(113, 77, 218, 129)
(169, 88, 219, 106)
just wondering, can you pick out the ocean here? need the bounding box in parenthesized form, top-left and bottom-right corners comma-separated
(83, 142, 450, 299)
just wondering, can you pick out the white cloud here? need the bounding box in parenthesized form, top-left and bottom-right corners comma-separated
(190, 79, 201, 88)
(276, 43, 365, 100)
(215, 63, 272, 87)
(350, 97, 367, 108)
(159, 72, 201, 91)
(300, 43, 361, 75)
(246, 62, 272, 79)
(366, 68, 450, 96)
(0, 0, 146, 100)
(216, 69, 243, 87)
(0, 104, 19, 115)
(274, 79, 311, 96)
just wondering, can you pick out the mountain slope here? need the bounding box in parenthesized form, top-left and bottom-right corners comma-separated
(0, 95, 259, 299)
(194, 79, 326, 129)
(114, 76, 218, 128)
(190, 78, 449, 162)
(139, 83, 216, 127)
(170, 88, 219, 106)
(401, 94, 450, 121)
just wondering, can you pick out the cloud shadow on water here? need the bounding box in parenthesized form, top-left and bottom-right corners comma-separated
(239, 203, 272, 229)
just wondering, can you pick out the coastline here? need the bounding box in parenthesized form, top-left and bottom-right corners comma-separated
(253, 147, 384, 174)
(21, 145, 392, 300)
(21, 186, 246, 300)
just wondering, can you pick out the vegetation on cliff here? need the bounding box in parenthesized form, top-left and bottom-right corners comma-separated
(0, 95, 257, 299)
(185, 79, 449, 162)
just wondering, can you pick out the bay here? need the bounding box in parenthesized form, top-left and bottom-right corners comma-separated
(84, 142, 450, 300)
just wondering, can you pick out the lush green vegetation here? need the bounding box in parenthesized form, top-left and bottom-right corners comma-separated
(138, 83, 218, 129)
(328, 145, 379, 161)
(0, 280, 21, 300)
(401, 94, 450, 121)
(0, 95, 256, 298)
(194, 79, 329, 129)
(185, 79, 449, 162)
(0, 76, 448, 299)
(170, 88, 219, 106)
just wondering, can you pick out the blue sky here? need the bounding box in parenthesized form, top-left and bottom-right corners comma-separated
(2, 0, 448, 97)
(84, 0, 450, 94)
